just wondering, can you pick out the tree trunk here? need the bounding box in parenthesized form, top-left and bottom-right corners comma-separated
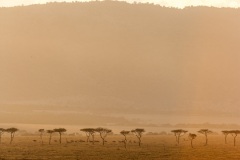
(40, 134, 43, 144)
(87, 136, 89, 142)
(234, 136, 237, 146)
(0, 132, 2, 144)
(138, 137, 141, 147)
(225, 135, 227, 144)
(191, 140, 193, 148)
(102, 137, 105, 145)
(92, 135, 95, 145)
(177, 136, 180, 145)
(205, 134, 208, 145)
(10, 133, 14, 144)
(49, 134, 52, 145)
(59, 133, 62, 144)
(124, 136, 127, 149)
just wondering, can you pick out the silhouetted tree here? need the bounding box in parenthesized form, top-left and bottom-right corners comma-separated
(229, 130, 240, 146)
(6, 127, 18, 144)
(0, 128, 5, 144)
(171, 129, 188, 145)
(53, 128, 67, 144)
(95, 127, 112, 145)
(80, 128, 95, 144)
(188, 133, 197, 148)
(222, 130, 230, 144)
(120, 130, 130, 149)
(131, 128, 145, 147)
(198, 129, 212, 145)
(38, 129, 45, 144)
(80, 128, 95, 142)
(47, 130, 55, 145)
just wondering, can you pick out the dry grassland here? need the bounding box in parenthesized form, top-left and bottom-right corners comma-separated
(0, 134, 240, 160)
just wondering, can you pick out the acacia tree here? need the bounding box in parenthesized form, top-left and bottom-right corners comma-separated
(6, 127, 19, 144)
(80, 128, 95, 144)
(131, 128, 145, 147)
(120, 130, 130, 149)
(198, 129, 212, 146)
(80, 128, 93, 142)
(171, 129, 188, 145)
(222, 130, 230, 144)
(0, 128, 5, 144)
(95, 127, 112, 145)
(188, 133, 197, 148)
(229, 130, 240, 146)
(53, 128, 67, 144)
(38, 129, 45, 144)
(47, 130, 55, 145)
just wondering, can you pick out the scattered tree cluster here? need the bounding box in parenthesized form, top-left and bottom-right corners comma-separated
(2, 126, 240, 149)
(0, 127, 19, 144)
(80, 128, 97, 144)
(171, 129, 214, 148)
(79, 127, 145, 148)
(37, 128, 67, 144)
(79, 127, 113, 145)
(222, 130, 240, 146)
(171, 129, 188, 145)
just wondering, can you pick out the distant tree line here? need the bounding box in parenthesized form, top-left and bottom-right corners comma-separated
(39, 128, 67, 144)
(80, 128, 145, 148)
(2, 126, 240, 148)
(35, 127, 145, 148)
(170, 128, 240, 148)
(171, 129, 214, 148)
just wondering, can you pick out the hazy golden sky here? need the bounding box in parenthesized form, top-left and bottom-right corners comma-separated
(0, 1, 240, 126)
(1, 0, 240, 8)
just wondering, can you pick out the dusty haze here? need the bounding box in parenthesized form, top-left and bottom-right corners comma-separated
(0, 1, 240, 130)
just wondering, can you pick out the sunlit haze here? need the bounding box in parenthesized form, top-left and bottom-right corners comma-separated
(1, 0, 240, 8)
(0, 0, 240, 133)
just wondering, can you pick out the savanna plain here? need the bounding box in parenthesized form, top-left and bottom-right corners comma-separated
(0, 134, 240, 160)
(1, 1, 240, 160)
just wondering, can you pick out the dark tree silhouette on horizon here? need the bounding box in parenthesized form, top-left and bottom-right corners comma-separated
(171, 129, 188, 145)
(6, 127, 18, 144)
(47, 130, 55, 145)
(53, 128, 67, 144)
(229, 130, 240, 146)
(38, 129, 45, 144)
(188, 133, 197, 148)
(0, 128, 5, 144)
(131, 128, 145, 147)
(222, 130, 230, 144)
(80, 128, 95, 143)
(95, 127, 112, 145)
(80, 128, 96, 144)
(198, 129, 212, 146)
(120, 130, 130, 149)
